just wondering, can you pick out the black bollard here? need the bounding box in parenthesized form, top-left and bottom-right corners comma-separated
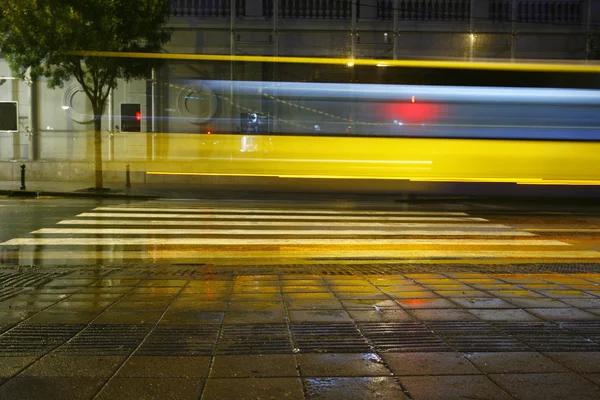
(126, 164, 131, 189)
(20, 164, 26, 190)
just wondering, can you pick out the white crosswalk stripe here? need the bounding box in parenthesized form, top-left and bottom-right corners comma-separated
(2, 200, 599, 262)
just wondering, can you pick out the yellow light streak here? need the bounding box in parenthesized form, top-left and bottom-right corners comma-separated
(67, 51, 600, 73)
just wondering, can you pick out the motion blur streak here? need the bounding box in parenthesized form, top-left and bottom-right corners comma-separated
(133, 135, 600, 184)
(68, 51, 600, 73)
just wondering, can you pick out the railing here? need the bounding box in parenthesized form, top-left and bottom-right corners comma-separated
(489, 0, 583, 23)
(263, 0, 357, 19)
(377, 0, 471, 21)
(170, 0, 246, 17)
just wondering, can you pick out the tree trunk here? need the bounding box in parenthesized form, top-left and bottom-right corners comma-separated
(93, 110, 103, 189)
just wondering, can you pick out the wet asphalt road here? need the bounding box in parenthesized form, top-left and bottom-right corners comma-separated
(1, 195, 600, 399)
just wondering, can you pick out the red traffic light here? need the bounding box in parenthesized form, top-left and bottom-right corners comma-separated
(135, 111, 141, 121)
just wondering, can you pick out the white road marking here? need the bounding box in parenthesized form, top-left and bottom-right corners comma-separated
(32, 228, 536, 237)
(77, 213, 488, 222)
(520, 228, 600, 232)
(0, 238, 568, 246)
(94, 206, 469, 216)
(58, 220, 509, 229)
(10, 250, 600, 260)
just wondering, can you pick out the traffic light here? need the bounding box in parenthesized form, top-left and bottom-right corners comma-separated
(121, 103, 141, 132)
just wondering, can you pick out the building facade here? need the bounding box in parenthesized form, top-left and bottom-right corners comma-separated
(0, 0, 598, 181)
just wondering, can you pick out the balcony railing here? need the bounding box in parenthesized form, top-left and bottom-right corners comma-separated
(263, 0, 358, 19)
(170, 0, 246, 17)
(377, 0, 471, 21)
(489, 0, 583, 23)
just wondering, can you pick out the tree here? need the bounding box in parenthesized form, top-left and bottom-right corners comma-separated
(0, 0, 171, 189)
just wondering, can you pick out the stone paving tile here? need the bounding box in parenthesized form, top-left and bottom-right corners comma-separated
(286, 300, 344, 310)
(435, 290, 493, 298)
(489, 373, 600, 400)
(467, 309, 540, 321)
(168, 300, 228, 312)
(560, 298, 600, 308)
(340, 299, 400, 309)
(20, 355, 126, 378)
(282, 286, 330, 293)
(382, 352, 480, 376)
(388, 291, 441, 299)
(92, 311, 163, 324)
(347, 309, 414, 322)
(284, 293, 336, 300)
(450, 298, 515, 309)
(399, 375, 512, 400)
(464, 352, 568, 373)
(297, 353, 391, 377)
(210, 355, 298, 377)
(409, 309, 479, 321)
(230, 293, 282, 301)
(223, 310, 286, 324)
(202, 377, 304, 400)
(108, 301, 170, 311)
(396, 298, 458, 309)
(304, 377, 408, 399)
(159, 311, 224, 324)
(95, 377, 204, 400)
(0, 300, 55, 310)
(0, 376, 104, 400)
(543, 352, 600, 373)
(116, 356, 211, 378)
(288, 310, 352, 323)
(504, 297, 570, 308)
(525, 308, 598, 321)
(0, 356, 38, 378)
(25, 311, 99, 324)
(335, 293, 390, 300)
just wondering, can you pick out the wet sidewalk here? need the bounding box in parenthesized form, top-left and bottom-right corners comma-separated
(1, 263, 600, 399)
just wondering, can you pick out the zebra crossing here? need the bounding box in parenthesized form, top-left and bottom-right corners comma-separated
(2, 200, 600, 264)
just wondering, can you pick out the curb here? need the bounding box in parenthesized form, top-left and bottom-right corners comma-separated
(0, 189, 157, 200)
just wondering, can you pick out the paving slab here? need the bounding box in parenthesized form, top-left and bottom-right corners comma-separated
(0, 376, 104, 400)
(489, 373, 600, 400)
(210, 355, 298, 378)
(304, 377, 408, 400)
(95, 377, 204, 400)
(202, 377, 304, 400)
(116, 356, 211, 378)
(297, 353, 392, 377)
(398, 375, 513, 400)
(382, 352, 480, 376)
(464, 352, 568, 374)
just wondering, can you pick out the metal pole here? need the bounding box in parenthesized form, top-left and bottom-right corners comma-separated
(393, 0, 398, 60)
(20, 164, 26, 190)
(586, 0, 593, 60)
(230, 0, 236, 132)
(273, 0, 279, 132)
(351, 0, 357, 59)
(28, 77, 39, 161)
(469, 0, 475, 61)
(511, 0, 517, 60)
(151, 68, 156, 133)
(125, 164, 131, 189)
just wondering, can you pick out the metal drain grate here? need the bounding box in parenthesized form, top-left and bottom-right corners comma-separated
(358, 322, 451, 352)
(0, 324, 84, 355)
(216, 324, 293, 354)
(0, 287, 27, 302)
(0, 271, 67, 287)
(426, 321, 530, 352)
(290, 323, 371, 353)
(55, 324, 152, 355)
(136, 325, 220, 356)
(492, 322, 567, 336)
(517, 335, 600, 352)
(560, 321, 600, 336)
